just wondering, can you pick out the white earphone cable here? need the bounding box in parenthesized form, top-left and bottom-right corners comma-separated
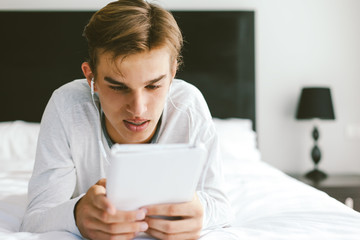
(168, 82, 210, 193)
(168, 83, 191, 144)
(90, 78, 110, 167)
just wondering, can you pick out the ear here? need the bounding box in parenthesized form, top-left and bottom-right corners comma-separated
(170, 59, 177, 80)
(81, 62, 96, 90)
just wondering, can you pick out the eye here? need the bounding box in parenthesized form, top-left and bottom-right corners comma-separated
(146, 85, 161, 90)
(109, 85, 129, 92)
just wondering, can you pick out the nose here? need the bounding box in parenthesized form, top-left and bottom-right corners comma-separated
(126, 90, 147, 116)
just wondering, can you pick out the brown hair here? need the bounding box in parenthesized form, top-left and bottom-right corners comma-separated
(83, 0, 183, 75)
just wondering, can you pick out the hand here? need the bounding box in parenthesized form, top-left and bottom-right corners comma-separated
(144, 194, 204, 240)
(74, 178, 148, 240)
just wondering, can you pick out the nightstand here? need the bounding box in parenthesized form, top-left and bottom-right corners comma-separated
(288, 174, 360, 212)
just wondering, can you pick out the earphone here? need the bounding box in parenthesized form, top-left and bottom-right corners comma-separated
(90, 77, 94, 96)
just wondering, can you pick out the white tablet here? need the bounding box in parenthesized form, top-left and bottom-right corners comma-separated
(106, 143, 207, 211)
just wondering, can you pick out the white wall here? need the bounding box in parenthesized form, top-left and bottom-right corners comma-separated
(254, 0, 360, 175)
(1, 0, 360, 174)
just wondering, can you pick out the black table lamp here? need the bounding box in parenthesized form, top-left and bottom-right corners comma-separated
(295, 87, 335, 181)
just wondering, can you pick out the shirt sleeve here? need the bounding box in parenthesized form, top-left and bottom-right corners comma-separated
(20, 92, 82, 237)
(196, 122, 234, 230)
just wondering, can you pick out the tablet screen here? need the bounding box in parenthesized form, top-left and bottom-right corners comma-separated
(106, 143, 207, 211)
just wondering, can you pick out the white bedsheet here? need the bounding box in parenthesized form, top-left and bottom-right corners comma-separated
(1, 159, 360, 240)
(0, 167, 81, 240)
(223, 160, 360, 239)
(1, 120, 360, 240)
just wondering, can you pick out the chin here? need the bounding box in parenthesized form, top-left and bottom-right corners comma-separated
(126, 134, 152, 144)
(128, 138, 150, 144)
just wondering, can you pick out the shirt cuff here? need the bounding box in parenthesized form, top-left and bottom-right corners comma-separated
(197, 191, 210, 229)
(62, 194, 84, 237)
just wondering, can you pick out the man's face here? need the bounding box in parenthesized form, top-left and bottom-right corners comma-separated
(92, 47, 176, 144)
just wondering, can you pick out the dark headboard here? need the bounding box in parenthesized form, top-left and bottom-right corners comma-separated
(0, 11, 255, 129)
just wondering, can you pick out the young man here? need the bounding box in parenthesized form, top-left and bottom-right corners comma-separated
(21, 0, 232, 239)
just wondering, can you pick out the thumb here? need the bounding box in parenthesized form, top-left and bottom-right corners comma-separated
(92, 180, 116, 215)
(96, 178, 107, 188)
(95, 178, 116, 215)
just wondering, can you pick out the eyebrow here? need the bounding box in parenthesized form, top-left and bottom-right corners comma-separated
(104, 74, 167, 86)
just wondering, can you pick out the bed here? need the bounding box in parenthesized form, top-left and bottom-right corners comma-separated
(1, 120, 360, 239)
(1, 10, 360, 240)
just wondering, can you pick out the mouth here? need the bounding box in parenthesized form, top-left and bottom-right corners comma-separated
(123, 119, 150, 132)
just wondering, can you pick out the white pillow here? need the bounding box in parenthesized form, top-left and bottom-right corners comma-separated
(0, 119, 260, 171)
(212, 118, 260, 163)
(213, 118, 253, 132)
(0, 121, 40, 162)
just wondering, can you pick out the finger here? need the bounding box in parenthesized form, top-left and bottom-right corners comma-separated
(146, 216, 202, 234)
(96, 208, 148, 224)
(146, 228, 201, 240)
(96, 178, 107, 188)
(146, 203, 186, 217)
(91, 185, 116, 215)
(146, 201, 202, 218)
(86, 218, 148, 235)
(87, 229, 138, 240)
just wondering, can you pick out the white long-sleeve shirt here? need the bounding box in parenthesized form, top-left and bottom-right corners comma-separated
(20, 79, 232, 237)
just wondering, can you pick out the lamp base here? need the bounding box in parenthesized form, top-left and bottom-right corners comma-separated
(305, 169, 327, 182)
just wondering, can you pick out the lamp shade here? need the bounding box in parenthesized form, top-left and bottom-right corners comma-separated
(296, 87, 335, 120)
